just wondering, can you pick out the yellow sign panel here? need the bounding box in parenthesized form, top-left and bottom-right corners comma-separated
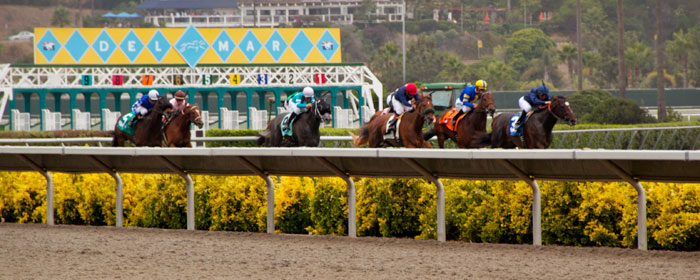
(34, 27, 342, 66)
(477, 40, 483, 49)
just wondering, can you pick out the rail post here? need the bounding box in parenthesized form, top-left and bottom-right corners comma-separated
(499, 159, 542, 246)
(235, 156, 275, 234)
(17, 155, 54, 225)
(316, 157, 356, 238)
(402, 158, 445, 242)
(159, 156, 195, 230)
(88, 156, 124, 227)
(601, 160, 647, 250)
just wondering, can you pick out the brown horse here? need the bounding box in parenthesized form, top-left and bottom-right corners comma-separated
(352, 95, 435, 148)
(163, 104, 204, 147)
(425, 92, 496, 148)
(112, 96, 172, 147)
(487, 95, 577, 149)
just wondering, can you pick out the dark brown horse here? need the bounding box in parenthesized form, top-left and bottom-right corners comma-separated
(112, 96, 172, 147)
(352, 95, 435, 148)
(487, 95, 577, 149)
(163, 104, 204, 147)
(425, 92, 496, 148)
(256, 98, 332, 147)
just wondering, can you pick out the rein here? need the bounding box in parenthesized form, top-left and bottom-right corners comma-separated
(546, 101, 565, 121)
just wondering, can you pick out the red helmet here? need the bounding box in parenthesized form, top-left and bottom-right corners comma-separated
(406, 83, 417, 95)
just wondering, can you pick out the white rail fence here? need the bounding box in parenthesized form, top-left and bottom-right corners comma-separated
(248, 107, 268, 130)
(219, 108, 239, 130)
(101, 109, 121, 131)
(41, 109, 61, 131)
(10, 109, 30, 131)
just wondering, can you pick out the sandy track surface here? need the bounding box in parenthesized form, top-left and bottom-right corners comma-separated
(1, 223, 698, 279)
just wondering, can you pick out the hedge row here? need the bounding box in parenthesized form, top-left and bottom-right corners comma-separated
(1, 172, 698, 250)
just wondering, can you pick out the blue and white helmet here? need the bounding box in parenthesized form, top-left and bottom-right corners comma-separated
(148, 89, 160, 101)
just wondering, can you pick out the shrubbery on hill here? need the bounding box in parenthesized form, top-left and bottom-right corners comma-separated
(567, 89, 656, 124)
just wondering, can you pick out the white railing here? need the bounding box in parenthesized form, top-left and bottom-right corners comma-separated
(41, 109, 61, 131)
(72, 109, 91, 130)
(199, 110, 210, 130)
(333, 106, 355, 128)
(101, 109, 121, 131)
(220, 108, 240, 130)
(10, 109, 30, 131)
(361, 105, 372, 124)
(248, 107, 268, 130)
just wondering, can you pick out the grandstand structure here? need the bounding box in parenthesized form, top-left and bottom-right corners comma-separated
(138, 0, 405, 28)
(0, 63, 383, 130)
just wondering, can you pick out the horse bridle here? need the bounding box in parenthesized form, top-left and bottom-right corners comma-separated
(188, 105, 203, 123)
(546, 100, 569, 121)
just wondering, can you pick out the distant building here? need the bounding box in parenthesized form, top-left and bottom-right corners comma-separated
(137, 0, 405, 28)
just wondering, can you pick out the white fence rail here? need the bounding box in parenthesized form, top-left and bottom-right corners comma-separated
(333, 106, 355, 128)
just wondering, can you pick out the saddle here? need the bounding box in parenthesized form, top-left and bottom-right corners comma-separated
(508, 111, 534, 137)
(440, 108, 468, 132)
(384, 113, 404, 140)
(117, 112, 137, 136)
(280, 113, 296, 137)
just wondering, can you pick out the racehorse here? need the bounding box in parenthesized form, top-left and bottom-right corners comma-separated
(424, 92, 496, 148)
(162, 104, 204, 147)
(112, 96, 172, 147)
(352, 95, 435, 148)
(256, 98, 332, 147)
(486, 95, 576, 149)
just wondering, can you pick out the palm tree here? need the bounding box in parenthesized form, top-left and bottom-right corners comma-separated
(625, 42, 653, 88)
(617, 0, 627, 98)
(667, 30, 693, 88)
(576, 0, 583, 90)
(656, 0, 666, 121)
(559, 44, 577, 89)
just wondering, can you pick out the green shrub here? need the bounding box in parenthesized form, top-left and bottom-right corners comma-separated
(307, 178, 348, 235)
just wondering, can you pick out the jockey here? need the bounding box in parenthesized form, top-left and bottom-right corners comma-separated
(513, 83, 551, 131)
(282, 86, 315, 130)
(129, 89, 160, 126)
(452, 80, 487, 126)
(169, 90, 189, 113)
(386, 83, 420, 116)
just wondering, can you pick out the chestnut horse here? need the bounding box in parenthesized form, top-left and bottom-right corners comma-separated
(352, 95, 435, 148)
(163, 104, 204, 147)
(425, 92, 496, 148)
(486, 95, 577, 149)
(112, 96, 172, 147)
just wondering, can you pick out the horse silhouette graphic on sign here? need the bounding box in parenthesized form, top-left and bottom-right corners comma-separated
(178, 40, 207, 53)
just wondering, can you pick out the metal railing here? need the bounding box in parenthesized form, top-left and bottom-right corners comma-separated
(1, 126, 699, 150)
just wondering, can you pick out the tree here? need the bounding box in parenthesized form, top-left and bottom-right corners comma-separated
(576, 0, 583, 90)
(559, 44, 577, 89)
(656, 0, 666, 121)
(667, 30, 693, 88)
(51, 6, 71, 27)
(504, 28, 555, 75)
(625, 42, 653, 88)
(616, 0, 627, 98)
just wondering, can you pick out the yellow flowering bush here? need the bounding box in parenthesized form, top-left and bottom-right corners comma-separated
(1, 171, 699, 250)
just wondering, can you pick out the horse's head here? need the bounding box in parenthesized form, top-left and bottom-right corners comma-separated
(185, 104, 204, 128)
(477, 92, 496, 117)
(315, 98, 332, 124)
(156, 96, 172, 114)
(550, 96, 577, 126)
(416, 94, 435, 125)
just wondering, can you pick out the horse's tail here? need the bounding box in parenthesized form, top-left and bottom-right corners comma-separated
(423, 127, 435, 141)
(351, 125, 370, 147)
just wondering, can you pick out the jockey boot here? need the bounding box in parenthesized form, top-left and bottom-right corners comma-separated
(451, 110, 464, 126)
(128, 114, 140, 127)
(514, 110, 527, 130)
(282, 112, 296, 130)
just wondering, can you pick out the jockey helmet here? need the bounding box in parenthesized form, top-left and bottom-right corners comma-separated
(174, 90, 186, 100)
(148, 89, 160, 101)
(303, 87, 314, 98)
(537, 84, 549, 95)
(475, 80, 487, 91)
(406, 83, 417, 95)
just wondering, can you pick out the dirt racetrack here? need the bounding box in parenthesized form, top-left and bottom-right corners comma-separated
(1, 223, 698, 279)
